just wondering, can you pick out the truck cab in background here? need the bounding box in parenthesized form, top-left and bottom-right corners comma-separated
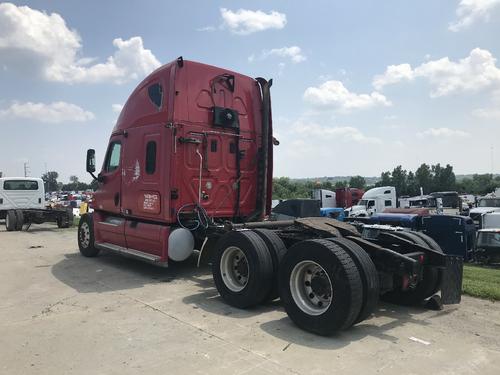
(0, 177, 45, 219)
(347, 186, 396, 217)
(335, 187, 364, 208)
(475, 211, 500, 264)
(311, 189, 336, 208)
(469, 197, 500, 227)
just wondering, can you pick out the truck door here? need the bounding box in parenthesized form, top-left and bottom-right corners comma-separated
(92, 135, 127, 248)
(121, 125, 167, 221)
(94, 135, 123, 214)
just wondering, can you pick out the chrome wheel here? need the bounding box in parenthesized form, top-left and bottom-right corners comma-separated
(79, 222, 90, 249)
(5, 214, 10, 229)
(290, 260, 333, 316)
(220, 246, 249, 292)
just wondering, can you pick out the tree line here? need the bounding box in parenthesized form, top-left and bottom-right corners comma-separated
(40, 164, 500, 198)
(273, 164, 500, 200)
(41, 171, 98, 192)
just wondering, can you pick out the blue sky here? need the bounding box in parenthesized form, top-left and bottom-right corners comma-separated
(1, 1, 500, 182)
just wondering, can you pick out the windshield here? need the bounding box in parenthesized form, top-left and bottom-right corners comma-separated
(358, 199, 368, 207)
(478, 198, 500, 208)
(477, 232, 500, 247)
(409, 199, 428, 207)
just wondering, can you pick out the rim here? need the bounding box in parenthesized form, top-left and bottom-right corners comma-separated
(220, 246, 249, 292)
(289, 260, 333, 316)
(79, 222, 90, 249)
(6, 214, 10, 228)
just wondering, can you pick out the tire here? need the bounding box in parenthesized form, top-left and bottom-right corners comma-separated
(212, 230, 274, 309)
(57, 211, 73, 228)
(326, 237, 379, 324)
(382, 231, 439, 305)
(78, 214, 99, 257)
(15, 210, 24, 231)
(412, 231, 444, 296)
(279, 239, 363, 335)
(5, 210, 17, 231)
(253, 229, 287, 302)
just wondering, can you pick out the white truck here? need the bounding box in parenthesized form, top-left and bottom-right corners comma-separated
(469, 196, 500, 227)
(0, 177, 73, 231)
(311, 189, 336, 208)
(474, 211, 500, 264)
(347, 186, 396, 217)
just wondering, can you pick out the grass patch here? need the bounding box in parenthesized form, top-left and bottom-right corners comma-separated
(462, 264, 500, 301)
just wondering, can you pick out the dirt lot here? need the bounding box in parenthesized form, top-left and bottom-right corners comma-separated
(1, 223, 500, 375)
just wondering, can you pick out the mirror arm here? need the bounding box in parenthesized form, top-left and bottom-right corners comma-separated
(88, 171, 99, 181)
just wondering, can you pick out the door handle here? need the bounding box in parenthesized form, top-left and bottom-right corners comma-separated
(114, 192, 120, 206)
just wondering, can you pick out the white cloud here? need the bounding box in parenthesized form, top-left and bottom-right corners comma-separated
(0, 101, 95, 123)
(449, 0, 500, 31)
(472, 107, 500, 119)
(0, 3, 161, 84)
(292, 121, 382, 144)
(112, 104, 123, 113)
(373, 64, 415, 90)
(220, 8, 286, 35)
(196, 26, 216, 32)
(373, 48, 500, 97)
(417, 127, 470, 138)
(304, 80, 391, 111)
(249, 46, 306, 64)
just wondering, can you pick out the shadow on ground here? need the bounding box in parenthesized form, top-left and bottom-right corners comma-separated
(51, 249, 458, 350)
(51, 250, 210, 293)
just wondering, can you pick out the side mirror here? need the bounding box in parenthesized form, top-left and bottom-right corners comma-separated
(86, 149, 96, 173)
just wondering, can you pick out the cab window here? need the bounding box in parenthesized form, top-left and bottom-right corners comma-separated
(148, 83, 163, 109)
(3, 180, 38, 190)
(105, 142, 122, 172)
(145, 141, 157, 174)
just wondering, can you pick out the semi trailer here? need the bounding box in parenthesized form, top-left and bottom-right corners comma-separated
(78, 57, 462, 336)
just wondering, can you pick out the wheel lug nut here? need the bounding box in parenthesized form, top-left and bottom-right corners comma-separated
(305, 281, 310, 286)
(318, 301, 323, 307)
(309, 293, 314, 299)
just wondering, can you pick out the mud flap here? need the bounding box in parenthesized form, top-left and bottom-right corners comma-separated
(440, 255, 463, 304)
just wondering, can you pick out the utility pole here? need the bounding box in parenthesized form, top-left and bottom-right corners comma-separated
(491, 145, 494, 175)
(23, 162, 30, 177)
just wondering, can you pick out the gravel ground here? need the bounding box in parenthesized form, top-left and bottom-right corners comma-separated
(1, 223, 499, 375)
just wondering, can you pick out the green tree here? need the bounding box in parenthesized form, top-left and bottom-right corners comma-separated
(391, 165, 407, 196)
(376, 171, 392, 187)
(334, 180, 348, 189)
(415, 163, 433, 194)
(349, 175, 366, 189)
(41, 171, 59, 192)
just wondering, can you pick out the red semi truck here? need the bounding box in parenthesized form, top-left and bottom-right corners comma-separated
(78, 57, 462, 335)
(336, 187, 364, 208)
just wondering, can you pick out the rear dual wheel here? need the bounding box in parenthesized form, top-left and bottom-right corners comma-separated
(57, 211, 73, 228)
(212, 230, 274, 309)
(325, 237, 379, 324)
(278, 239, 364, 335)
